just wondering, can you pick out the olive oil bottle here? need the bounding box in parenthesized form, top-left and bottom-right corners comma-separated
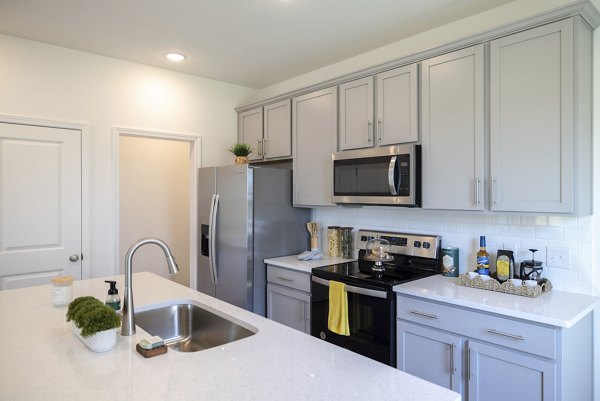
(476, 236, 490, 275)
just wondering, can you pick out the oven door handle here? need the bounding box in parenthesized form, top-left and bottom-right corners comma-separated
(312, 276, 388, 299)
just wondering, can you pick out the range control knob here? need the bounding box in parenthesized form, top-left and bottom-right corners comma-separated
(413, 241, 421, 248)
(423, 242, 431, 249)
(320, 331, 327, 340)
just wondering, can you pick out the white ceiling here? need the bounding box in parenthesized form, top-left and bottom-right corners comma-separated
(0, 0, 513, 89)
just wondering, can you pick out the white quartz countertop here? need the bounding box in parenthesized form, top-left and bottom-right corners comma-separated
(0, 272, 459, 401)
(394, 275, 599, 328)
(264, 254, 355, 273)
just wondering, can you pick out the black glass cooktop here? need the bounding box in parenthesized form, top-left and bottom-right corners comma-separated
(312, 259, 437, 291)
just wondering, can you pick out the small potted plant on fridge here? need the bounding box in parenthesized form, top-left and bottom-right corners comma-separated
(228, 143, 253, 164)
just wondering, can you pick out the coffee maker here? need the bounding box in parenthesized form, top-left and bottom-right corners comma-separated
(519, 249, 543, 282)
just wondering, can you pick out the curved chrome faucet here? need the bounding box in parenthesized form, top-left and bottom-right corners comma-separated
(121, 238, 179, 336)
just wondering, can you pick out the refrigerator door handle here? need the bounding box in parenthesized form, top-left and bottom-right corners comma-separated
(208, 194, 219, 286)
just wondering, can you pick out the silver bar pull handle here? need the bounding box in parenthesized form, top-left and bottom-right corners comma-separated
(475, 177, 481, 206)
(263, 138, 268, 156)
(277, 276, 294, 282)
(377, 119, 383, 141)
(409, 310, 438, 319)
(367, 120, 373, 142)
(491, 177, 497, 206)
(449, 343, 455, 374)
(467, 347, 472, 382)
(258, 139, 263, 157)
(487, 329, 525, 341)
(311, 276, 388, 299)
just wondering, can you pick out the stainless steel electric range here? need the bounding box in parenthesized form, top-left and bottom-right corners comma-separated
(311, 229, 442, 367)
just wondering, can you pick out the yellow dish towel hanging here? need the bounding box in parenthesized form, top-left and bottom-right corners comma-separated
(328, 280, 350, 336)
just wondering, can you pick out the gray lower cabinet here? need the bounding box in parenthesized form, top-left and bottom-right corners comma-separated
(266, 264, 311, 334)
(397, 294, 593, 401)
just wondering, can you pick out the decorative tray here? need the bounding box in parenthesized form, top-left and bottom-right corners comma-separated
(456, 274, 552, 298)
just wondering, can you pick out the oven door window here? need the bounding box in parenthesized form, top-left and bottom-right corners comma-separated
(334, 156, 400, 196)
(311, 280, 395, 367)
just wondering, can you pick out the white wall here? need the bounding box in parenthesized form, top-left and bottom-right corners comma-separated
(0, 34, 258, 279)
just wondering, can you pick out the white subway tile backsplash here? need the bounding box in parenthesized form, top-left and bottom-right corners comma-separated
(534, 226, 563, 240)
(312, 207, 594, 295)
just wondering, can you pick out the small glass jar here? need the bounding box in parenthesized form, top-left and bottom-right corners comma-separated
(51, 275, 74, 307)
(327, 226, 341, 257)
(340, 227, 354, 259)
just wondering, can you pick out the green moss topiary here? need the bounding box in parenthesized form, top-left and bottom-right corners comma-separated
(66, 296, 121, 338)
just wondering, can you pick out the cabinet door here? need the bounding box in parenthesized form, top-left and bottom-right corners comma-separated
(468, 341, 556, 401)
(397, 321, 463, 395)
(263, 99, 291, 160)
(267, 283, 310, 334)
(339, 77, 374, 150)
(490, 19, 574, 213)
(421, 45, 485, 210)
(292, 87, 337, 207)
(238, 108, 263, 161)
(376, 64, 419, 145)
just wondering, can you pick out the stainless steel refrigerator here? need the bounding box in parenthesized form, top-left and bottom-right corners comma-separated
(197, 164, 310, 316)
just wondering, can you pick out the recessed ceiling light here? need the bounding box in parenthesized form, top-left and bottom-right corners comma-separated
(165, 53, 186, 62)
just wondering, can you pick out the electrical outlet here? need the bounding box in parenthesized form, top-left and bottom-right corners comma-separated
(547, 247, 570, 269)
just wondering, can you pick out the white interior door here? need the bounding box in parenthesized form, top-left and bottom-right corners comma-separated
(0, 122, 82, 289)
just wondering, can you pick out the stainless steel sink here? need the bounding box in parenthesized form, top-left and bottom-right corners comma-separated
(135, 302, 256, 352)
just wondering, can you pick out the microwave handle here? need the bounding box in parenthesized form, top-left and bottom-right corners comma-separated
(388, 156, 398, 196)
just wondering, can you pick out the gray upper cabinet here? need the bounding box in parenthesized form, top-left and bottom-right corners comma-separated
(238, 100, 291, 161)
(292, 87, 338, 207)
(238, 107, 263, 162)
(376, 64, 419, 145)
(421, 45, 485, 211)
(489, 18, 588, 213)
(263, 99, 292, 160)
(338, 64, 418, 151)
(339, 76, 373, 150)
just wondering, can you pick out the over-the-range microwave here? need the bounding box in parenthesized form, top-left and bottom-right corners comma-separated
(332, 144, 421, 207)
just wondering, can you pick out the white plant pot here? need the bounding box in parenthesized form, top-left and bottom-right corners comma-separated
(73, 325, 117, 352)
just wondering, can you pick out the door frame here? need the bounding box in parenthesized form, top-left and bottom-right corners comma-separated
(0, 114, 91, 279)
(112, 126, 201, 290)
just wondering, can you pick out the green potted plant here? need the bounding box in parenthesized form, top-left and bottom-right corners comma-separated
(66, 296, 121, 352)
(228, 143, 253, 164)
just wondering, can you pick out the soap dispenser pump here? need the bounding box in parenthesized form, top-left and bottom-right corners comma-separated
(104, 280, 121, 311)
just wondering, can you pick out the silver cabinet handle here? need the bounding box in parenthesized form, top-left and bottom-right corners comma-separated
(491, 177, 497, 206)
(69, 254, 80, 262)
(277, 276, 294, 282)
(475, 177, 481, 206)
(487, 329, 525, 341)
(449, 343, 455, 374)
(367, 120, 373, 142)
(263, 138, 268, 156)
(467, 347, 472, 382)
(377, 119, 383, 141)
(258, 139, 263, 157)
(409, 310, 438, 319)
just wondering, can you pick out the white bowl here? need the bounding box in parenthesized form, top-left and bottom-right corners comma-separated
(467, 272, 479, 279)
(524, 280, 538, 288)
(510, 278, 523, 287)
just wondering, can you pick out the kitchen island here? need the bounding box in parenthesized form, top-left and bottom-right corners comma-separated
(0, 272, 460, 401)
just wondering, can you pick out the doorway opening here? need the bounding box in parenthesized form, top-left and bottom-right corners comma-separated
(114, 128, 200, 289)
